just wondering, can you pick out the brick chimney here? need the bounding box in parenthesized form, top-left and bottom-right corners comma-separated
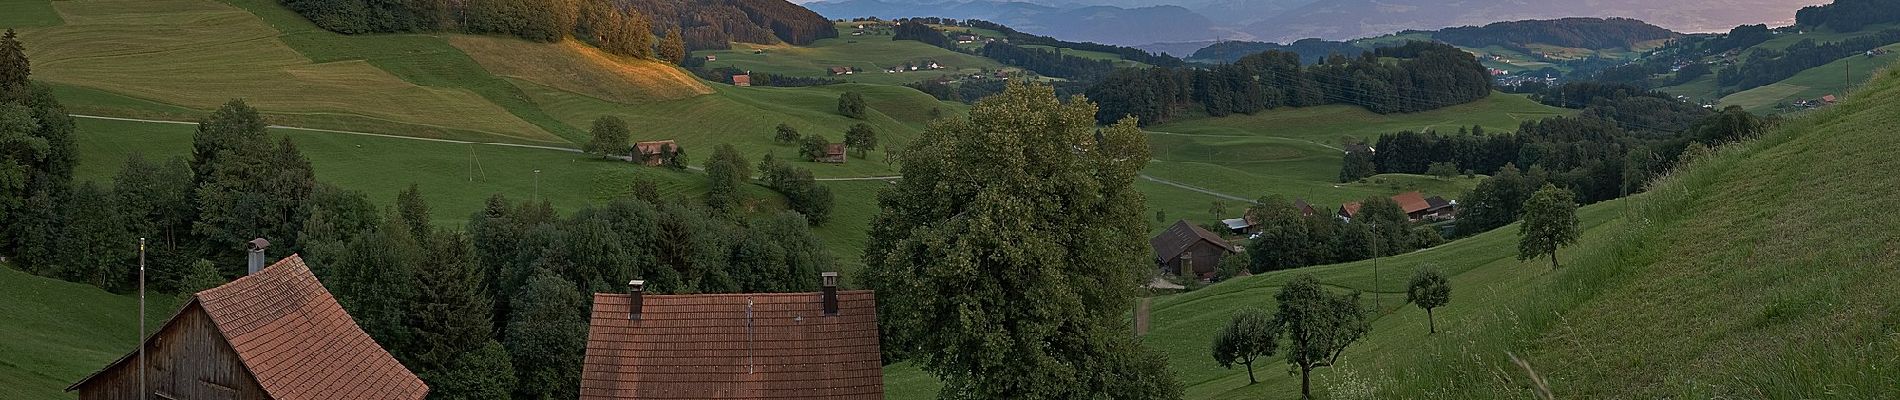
(821, 272, 839, 316)
(628, 280, 645, 320)
(246, 238, 270, 275)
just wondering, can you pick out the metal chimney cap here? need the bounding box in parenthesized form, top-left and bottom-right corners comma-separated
(247, 238, 270, 250)
(629, 280, 646, 290)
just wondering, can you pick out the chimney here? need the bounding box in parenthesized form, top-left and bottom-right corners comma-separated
(821, 272, 839, 316)
(628, 280, 645, 320)
(245, 238, 270, 275)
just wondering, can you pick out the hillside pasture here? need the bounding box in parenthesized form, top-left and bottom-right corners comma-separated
(693, 38, 1006, 85)
(449, 36, 711, 104)
(1718, 42, 1900, 113)
(0, 264, 181, 400)
(16, 0, 556, 143)
(0, 0, 62, 27)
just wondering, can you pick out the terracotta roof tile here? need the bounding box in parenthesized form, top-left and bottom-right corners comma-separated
(1392, 191, 1431, 214)
(580, 291, 883, 399)
(194, 255, 428, 400)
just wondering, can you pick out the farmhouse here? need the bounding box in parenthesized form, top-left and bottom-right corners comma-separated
(1339, 191, 1456, 222)
(731, 73, 751, 87)
(634, 140, 680, 166)
(821, 143, 847, 163)
(1151, 220, 1237, 279)
(829, 66, 854, 75)
(579, 274, 881, 399)
(68, 243, 426, 400)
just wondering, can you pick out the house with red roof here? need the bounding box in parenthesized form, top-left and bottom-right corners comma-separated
(1339, 191, 1455, 222)
(579, 273, 882, 399)
(821, 143, 848, 163)
(69, 244, 426, 400)
(634, 140, 680, 166)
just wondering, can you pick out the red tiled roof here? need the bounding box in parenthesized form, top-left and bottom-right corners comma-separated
(732, 74, 751, 85)
(194, 255, 428, 400)
(1340, 202, 1363, 218)
(1392, 191, 1430, 214)
(825, 143, 847, 156)
(580, 291, 883, 399)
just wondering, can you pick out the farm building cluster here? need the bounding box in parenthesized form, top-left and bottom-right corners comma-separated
(68, 240, 883, 399)
(1155, 191, 1458, 280)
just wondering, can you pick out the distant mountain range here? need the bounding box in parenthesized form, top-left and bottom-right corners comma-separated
(803, 0, 1824, 49)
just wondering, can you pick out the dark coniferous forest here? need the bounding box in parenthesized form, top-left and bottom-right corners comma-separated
(1088, 41, 1493, 125)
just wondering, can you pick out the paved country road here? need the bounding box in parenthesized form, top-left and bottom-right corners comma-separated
(71, 114, 899, 182)
(1138, 174, 1250, 202)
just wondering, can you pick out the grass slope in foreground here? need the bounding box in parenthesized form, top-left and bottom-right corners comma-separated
(0, 264, 181, 400)
(886, 70, 1900, 399)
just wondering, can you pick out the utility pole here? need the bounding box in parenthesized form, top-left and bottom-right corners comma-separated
(533, 169, 542, 202)
(138, 238, 146, 400)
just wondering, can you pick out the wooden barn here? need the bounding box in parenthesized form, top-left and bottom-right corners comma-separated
(1151, 220, 1236, 279)
(821, 143, 848, 163)
(579, 273, 882, 399)
(634, 140, 680, 166)
(67, 251, 426, 400)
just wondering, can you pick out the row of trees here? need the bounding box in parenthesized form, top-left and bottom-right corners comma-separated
(1796, 0, 1900, 32)
(1715, 30, 1900, 91)
(1244, 195, 1444, 273)
(1212, 186, 1582, 397)
(281, 0, 833, 58)
(1088, 41, 1493, 125)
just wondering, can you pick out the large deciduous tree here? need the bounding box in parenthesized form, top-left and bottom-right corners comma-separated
(1518, 184, 1579, 268)
(703, 144, 748, 214)
(843, 123, 877, 158)
(837, 91, 867, 119)
(1210, 307, 1276, 385)
(190, 100, 315, 270)
(583, 116, 631, 158)
(1406, 265, 1451, 334)
(863, 83, 1180, 399)
(1275, 274, 1368, 399)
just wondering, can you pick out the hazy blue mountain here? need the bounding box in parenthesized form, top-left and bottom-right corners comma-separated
(1242, 0, 1826, 43)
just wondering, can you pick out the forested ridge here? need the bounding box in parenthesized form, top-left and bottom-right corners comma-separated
(280, 0, 835, 52)
(1428, 18, 1681, 52)
(1088, 41, 1492, 125)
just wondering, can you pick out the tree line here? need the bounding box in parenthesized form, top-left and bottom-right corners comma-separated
(1796, 0, 1900, 32)
(1715, 29, 1900, 91)
(886, 18, 1182, 83)
(1428, 17, 1681, 53)
(1347, 83, 1766, 237)
(1241, 194, 1445, 273)
(1088, 41, 1493, 125)
(281, 0, 836, 55)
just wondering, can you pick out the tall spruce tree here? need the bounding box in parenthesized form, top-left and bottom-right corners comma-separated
(505, 268, 588, 400)
(411, 229, 508, 399)
(864, 83, 1181, 399)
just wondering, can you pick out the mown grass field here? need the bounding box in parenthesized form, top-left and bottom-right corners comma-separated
(694, 24, 1007, 86)
(1140, 93, 1567, 210)
(0, 264, 182, 400)
(0, 0, 62, 27)
(887, 66, 1900, 400)
(1719, 42, 1900, 113)
(16, 0, 557, 143)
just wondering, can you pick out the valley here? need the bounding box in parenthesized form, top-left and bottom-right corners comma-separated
(4, 0, 1899, 399)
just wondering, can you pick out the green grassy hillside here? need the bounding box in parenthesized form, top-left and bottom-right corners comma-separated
(1718, 42, 1900, 113)
(0, 264, 181, 399)
(694, 23, 1008, 86)
(887, 66, 1900, 400)
(1142, 93, 1570, 209)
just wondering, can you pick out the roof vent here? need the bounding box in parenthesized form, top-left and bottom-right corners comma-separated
(821, 272, 839, 316)
(628, 280, 645, 320)
(245, 238, 270, 275)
